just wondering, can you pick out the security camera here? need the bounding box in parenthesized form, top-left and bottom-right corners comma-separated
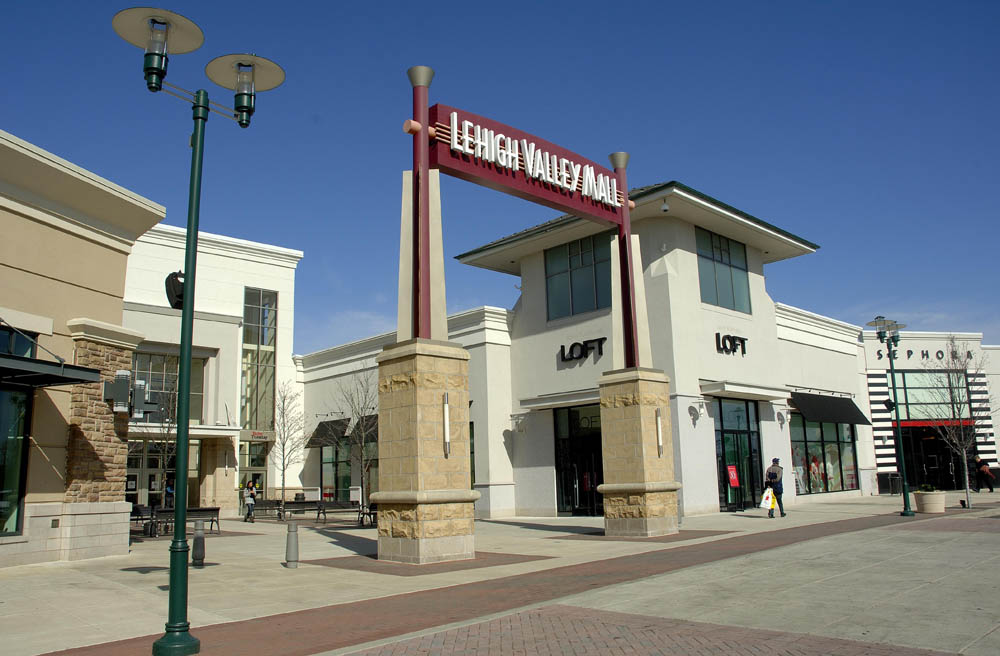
(660, 199, 670, 213)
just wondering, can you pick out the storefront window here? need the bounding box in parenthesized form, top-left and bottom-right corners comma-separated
(132, 353, 206, 425)
(790, 413, 859, 494)
(1, 389, 30, 535)
(890, 370, 971, 421)
(0, 327, 36, 357)
(696, 227, 751, 313)
(242, 288, 278, 430)
(320, 444, 351, 502)
(544, 234, 612, 320)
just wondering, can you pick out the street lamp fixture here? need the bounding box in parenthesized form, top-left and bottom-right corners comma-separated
(866, 315, 915, 517)
(113, 7, 284, 655)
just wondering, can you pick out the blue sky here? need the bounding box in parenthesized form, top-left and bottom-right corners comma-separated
(3, 1, 997, 354)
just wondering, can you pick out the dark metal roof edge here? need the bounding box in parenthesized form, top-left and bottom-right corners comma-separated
(455, 180, 820, 262)
(0, 353, 102, 387)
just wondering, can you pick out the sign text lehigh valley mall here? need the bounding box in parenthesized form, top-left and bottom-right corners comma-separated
(428, 104, 627, 226)
(448, 112, 623, 208)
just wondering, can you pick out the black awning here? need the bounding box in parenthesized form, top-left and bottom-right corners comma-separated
(350, 414, 378, 443)
(306, 418, 351, 448)
(790, 392, 871, 426)
(0, 353, 101, 388)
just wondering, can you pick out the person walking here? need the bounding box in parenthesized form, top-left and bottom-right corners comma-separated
(974, 456, 995, 493)
(244, 480, 257, 522)
(764, 457, 786, 518)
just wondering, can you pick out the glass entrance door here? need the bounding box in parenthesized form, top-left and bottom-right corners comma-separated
(715, 398, 764, 511)
(554, 405, 604, 516)
(902, 427, 965, 490)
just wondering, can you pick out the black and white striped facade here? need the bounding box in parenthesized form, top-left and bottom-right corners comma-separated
(863, 333, 998, 476)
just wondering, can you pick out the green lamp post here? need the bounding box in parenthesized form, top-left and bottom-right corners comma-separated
(867, 315, 915, 517)
(112, 7, 285, 655)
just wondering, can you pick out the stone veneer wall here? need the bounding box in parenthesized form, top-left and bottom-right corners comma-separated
(373, 339, 479, 563)
(598, 368, 681, 537)
(64, 338, 133, 503)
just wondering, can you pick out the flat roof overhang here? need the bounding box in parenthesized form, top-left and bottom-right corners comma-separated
(456, 181, 818, 275)
(700, 380, 790, 401)
(0, 353, 101, 388)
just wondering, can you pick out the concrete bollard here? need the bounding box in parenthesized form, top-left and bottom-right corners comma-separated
(285, 520, 299, 568)
(192, 520, 205, 568)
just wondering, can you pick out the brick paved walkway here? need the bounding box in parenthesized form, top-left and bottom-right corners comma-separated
(348, 605, 956, 656)
(48, 512, 917, 656)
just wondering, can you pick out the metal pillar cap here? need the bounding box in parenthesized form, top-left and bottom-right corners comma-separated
(609, 152, 630, 169)
(407, 66, 435, 87)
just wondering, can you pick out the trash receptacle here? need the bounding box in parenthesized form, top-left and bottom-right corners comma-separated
(888, 473, 902, 495)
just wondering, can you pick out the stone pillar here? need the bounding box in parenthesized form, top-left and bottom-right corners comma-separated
(64, 319, 145, 503)
(371, 339, 480, 564)
(597, 367, 681, 537)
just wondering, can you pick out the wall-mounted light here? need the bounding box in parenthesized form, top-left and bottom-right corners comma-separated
(443, 392, 450, 457)
(776, 411, 786, 430)
(655, 407, 663, 457)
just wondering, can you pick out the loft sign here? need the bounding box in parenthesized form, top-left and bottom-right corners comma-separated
(560, 337, 607, 362)
(448, 112, 623, 208)
(716, 333, 748, 356)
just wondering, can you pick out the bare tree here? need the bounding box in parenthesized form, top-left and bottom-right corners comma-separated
(333, 366, 379, 504)
(921, 336, 993, 509)
(151, 382, 179, 508)
(270, 380, 306, 507)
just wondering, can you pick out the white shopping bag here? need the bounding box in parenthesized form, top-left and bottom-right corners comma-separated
(759, 487, 774, 509)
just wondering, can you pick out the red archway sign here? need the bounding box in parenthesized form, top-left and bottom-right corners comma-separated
(407, 68, 641, 367)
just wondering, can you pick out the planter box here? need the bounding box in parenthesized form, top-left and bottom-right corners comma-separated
(914, 491, 946, 514)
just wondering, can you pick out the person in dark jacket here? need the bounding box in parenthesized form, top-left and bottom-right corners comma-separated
(974, 456, 995, 493)
(764, 457, 787, 518)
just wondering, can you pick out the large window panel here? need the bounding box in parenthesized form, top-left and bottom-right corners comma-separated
(790, 414, 859, 496)
(824, 442, 843, 491)
(1, 389, 29, 535)
(807, 442, 826, 492)
(696, 227, 751, 314)
(544, 234, 612, 320)
(792, 441, 808, 494)
(242, 287, 279, 430)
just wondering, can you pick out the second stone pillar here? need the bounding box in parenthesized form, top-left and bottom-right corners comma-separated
(597, 367, 681, 537)
(372, 339, 480, 564)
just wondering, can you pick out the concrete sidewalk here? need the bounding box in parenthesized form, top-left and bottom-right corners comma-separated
(0, 492, 996, 655)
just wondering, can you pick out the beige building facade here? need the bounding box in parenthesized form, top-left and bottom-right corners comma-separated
(1, 130, 162, 566)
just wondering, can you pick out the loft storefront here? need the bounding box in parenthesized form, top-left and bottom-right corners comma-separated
(301, 180, 881, 519)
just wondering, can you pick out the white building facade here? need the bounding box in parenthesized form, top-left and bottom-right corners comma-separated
(299, 180, 998, 519)
(122, 224, 303, 516)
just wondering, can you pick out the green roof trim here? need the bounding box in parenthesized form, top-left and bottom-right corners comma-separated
(456, 180, 819, 262)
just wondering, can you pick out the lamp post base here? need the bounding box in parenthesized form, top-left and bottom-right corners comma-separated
(900, 510, 915, 517)
(152, 630, 201, 656)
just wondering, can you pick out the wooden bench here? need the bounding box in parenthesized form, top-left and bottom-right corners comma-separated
(359, 502, 377, 527)
(151, 506, 221, 534)
(278, 500, 327, 522)
(253, 499, 281, 519)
